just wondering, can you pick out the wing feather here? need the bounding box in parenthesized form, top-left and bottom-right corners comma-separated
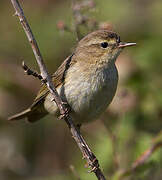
(31, 54, 75, 108)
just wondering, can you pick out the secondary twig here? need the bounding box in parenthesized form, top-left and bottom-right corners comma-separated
(22, 61, 43, 81)
(118, 140, 162, 179)
(132, 141, 162, 170)
(72, 0, 82, 41)
(71, 0, 96, 41)
(10, 0, 106, 179)
(106, 127, 119, 171)
(70, 165, 81, 180)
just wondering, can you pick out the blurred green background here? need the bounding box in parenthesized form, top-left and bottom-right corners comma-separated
(0, 0, 162, 179)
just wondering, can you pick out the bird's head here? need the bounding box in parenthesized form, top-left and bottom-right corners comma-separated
(75, 30, 136, 65)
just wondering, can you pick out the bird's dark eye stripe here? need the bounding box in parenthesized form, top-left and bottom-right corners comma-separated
(101, 42, 108, 48)
(117, 36, 121, 43)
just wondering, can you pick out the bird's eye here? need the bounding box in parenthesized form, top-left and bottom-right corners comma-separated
(101, 42, 108, 48)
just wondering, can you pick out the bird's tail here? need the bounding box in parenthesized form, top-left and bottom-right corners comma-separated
(8, 108, 31, 121)
(8, 106, 47, 122)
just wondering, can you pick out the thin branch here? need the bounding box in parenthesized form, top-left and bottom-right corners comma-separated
(106, 126, 119, 171)
(71, 0, 82, 41)
(70, 165, 81, 180)
(22, 61, 43, 81)
(10, 0, 106, 180)
(118, 141, 162, 179)
(71, 0, 96, 41)
(102, 113, 120, 172)
(132, 142, 162, 170)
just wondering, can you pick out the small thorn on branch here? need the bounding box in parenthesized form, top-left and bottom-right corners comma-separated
(13, 12, 18, 16)
(89, 166, 97, 173)
(22, 61, 43, 80)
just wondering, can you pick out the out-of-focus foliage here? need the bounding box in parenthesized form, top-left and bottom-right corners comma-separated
(0, 0, 162, 180)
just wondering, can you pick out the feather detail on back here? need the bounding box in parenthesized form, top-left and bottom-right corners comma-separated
(31, 54, 75, 108)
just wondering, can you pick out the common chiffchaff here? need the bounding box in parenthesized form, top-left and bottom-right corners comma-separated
(8, 30, 136, 125)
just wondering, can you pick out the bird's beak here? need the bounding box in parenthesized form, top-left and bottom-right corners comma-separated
(118, 42, 136, 48)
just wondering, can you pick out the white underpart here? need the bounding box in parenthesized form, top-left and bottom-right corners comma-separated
(44, 61, 118, 124)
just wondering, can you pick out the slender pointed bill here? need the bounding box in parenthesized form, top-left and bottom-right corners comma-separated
(118, 42, 136, 48)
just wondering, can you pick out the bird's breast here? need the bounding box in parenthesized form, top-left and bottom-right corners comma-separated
(61, 62, 118, 123)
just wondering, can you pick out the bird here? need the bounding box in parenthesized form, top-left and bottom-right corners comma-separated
(8, 30, 136, 126)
